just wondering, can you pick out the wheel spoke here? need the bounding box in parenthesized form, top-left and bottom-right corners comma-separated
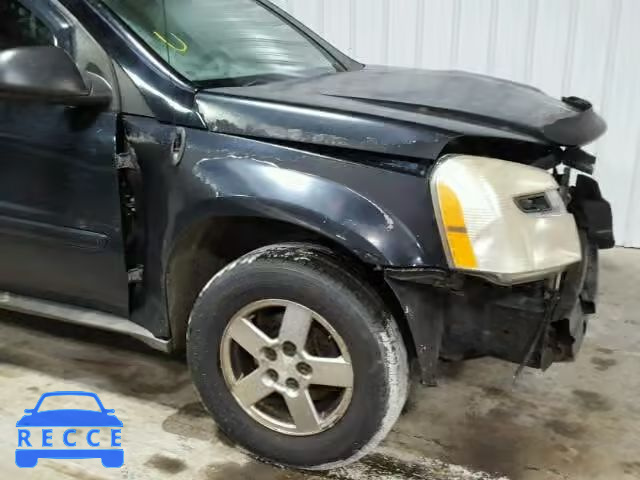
(232, 369, 274, 407)
(278, 304, 313, 348)
(307, 356, 354, 388)
(227, 317, 271, 358)
(285, 389, 321, 432)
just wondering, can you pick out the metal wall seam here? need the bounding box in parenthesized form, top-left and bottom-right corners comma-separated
(414, 0, 426, 68)
(561, 0, 580, 95)
(348, 0, 357, 56)
(450, 0, 462, 68)
(486, 0, 499, 75)
(524, 0, 539, 84)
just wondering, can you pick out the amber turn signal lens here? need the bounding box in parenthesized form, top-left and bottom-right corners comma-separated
(436, 183, 477, 269)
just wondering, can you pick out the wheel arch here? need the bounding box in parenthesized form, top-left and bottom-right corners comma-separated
(164, 215, 415, 356)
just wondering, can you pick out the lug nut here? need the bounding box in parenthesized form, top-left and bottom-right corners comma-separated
(296, 362, 312, 376)
(282, 341, 297, 356)
(262, 347, 277, 361)
(265, 369, 279, 382)
(285, 378, 300, 391)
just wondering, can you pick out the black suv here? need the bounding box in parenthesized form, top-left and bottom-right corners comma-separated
(0, 0, 613, 470)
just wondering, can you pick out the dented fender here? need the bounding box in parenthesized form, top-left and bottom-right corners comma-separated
(171, 137, 443, 267)
(121, 116, 446, 338)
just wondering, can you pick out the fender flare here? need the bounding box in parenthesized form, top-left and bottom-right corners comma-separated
(168, 157, 428, 267)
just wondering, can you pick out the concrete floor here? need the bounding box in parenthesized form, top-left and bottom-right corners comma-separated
(1, 248, 639, 480)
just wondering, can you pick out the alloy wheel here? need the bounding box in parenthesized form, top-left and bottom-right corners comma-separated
(220, 299, 354, 436)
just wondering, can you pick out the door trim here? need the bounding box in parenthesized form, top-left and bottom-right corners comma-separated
(0, 214, 109, 251)
(0, 291, 170, 352)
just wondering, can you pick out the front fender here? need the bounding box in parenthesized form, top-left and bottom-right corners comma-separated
(175, 156, 427, 266)
(121, 117, 444, 339)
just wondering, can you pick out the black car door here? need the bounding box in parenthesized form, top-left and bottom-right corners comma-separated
(0, 0, 129, 316)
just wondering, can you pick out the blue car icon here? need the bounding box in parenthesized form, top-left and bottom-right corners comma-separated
(16, 391, 123, 468)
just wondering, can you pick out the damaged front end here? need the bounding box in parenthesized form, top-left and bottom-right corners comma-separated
(386, 158, 614, 386)
(195, 61, 614, 384)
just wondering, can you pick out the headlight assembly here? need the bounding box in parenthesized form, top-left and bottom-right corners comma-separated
(431, 155, 582, 285)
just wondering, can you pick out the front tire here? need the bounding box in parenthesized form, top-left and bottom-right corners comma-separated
(187, 244, 409, 470)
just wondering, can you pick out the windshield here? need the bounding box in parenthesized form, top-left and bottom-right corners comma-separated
(101, 0, 340, 86)
(36, 395, 102, 412)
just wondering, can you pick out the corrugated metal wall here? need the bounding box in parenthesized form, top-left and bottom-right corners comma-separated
(271, 0, 640, 247)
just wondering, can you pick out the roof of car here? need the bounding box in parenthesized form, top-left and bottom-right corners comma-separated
(38, 391, 99, 398)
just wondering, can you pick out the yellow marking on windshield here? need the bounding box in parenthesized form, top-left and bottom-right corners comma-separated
(153, 31, 188, 54)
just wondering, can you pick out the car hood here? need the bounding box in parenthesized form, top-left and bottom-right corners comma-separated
(16, 410, 123, 427)
(196, 66, 606, 162)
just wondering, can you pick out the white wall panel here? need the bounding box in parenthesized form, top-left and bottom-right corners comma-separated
(456, 0, 493, 73)
(492, 0, 534, 82)
(529, 0, 570, 96)
(352, 0, 389, 65)
(276, 0, 640, 246)
(419, 1, 458, 70)
(387, 0, 420, 68)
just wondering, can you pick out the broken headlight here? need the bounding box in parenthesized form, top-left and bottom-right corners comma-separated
(430, 154, 582, 285)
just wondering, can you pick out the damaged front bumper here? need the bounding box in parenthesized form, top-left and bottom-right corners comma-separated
(386, 173, 612, 385)
(386, 245, 596, 385)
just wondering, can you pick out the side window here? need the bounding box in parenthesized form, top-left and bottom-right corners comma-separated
(0, 0, 56, 50)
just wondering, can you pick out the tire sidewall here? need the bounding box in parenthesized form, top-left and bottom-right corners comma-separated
(187, 257, 399, 468)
